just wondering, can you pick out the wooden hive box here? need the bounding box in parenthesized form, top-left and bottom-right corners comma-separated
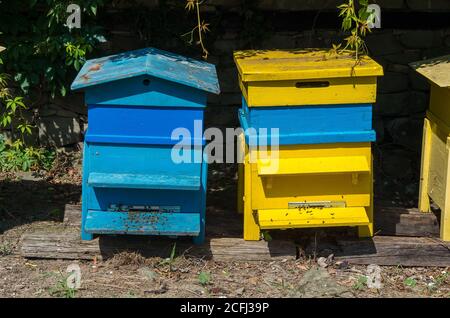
(234, 49, 383, 107)
(234, 49, 383, 145)
(234, 50, 383, 241)
(71, 48, 220, 244)
(237, 134, 373, 240)
(411, 55, 450, 241)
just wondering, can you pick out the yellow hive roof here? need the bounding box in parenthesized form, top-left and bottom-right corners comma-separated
(234, 49, 384, 82)
(410, 55, 450, 88)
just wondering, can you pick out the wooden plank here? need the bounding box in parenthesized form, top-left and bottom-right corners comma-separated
(21, 228, 450, 266)
(429, 85, 450, 130)
(418, 115, 450, 242)
(374, 206, 440, 237)
(427, 110, 450, 137)
(442, 136, 450, 241)
(332, 236, 450, 267)
(207, 238, 296, 261)
(84, 210, 201, 236)
(88, 172, 201, 190)
(64, 204, 82, 226)
(418, 118, 432, 213)
(28, 204, 293, 261)
(258, 207, 369, 229)
(410, 55, 450, 88)
(243, 140, 261, 241)
(22, 205, 449, 265)
(428, 126, 448, 209)
(247, 77, 378, 107)
(257, 156, 370, 176)
(20, 230, 297, 262)
(358, 159, 373, 237)
(237, 163, 244, 214)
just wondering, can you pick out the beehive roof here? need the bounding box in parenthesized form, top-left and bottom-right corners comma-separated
(234, 49, 383, 82)
(71, 47, 220, 94)
(410, 55, 450, 88)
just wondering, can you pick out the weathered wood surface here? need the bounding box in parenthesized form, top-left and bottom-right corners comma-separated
(20, 204, 450, 266)
(332, 236, 450, 267)
(63, 204, 82, 226)
(22, 229, 450, 266)
(374, 205, 440, 237)
(21, 231, 297, 262)
(63, 204, 243, 236)
(25, 204, 295, 261)
(410, 54, 450, 88)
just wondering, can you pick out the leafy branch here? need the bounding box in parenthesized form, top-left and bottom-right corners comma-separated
(336, 0, 372, 60)
(183, 0, 210, 59)
(0, 45, 54, 172)
(0, 45, 32, 144)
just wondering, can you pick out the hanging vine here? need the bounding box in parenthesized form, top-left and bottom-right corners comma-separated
(336, 0, 372, 60)
(183, 0, 210, 59)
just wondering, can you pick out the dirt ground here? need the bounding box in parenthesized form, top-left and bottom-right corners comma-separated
(0, 151, 449, 298)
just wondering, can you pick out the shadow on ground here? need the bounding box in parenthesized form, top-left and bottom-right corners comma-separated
(0, 177, 81, 234)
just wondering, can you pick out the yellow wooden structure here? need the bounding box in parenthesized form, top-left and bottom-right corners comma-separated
(412, 55, 450, 241)
(237, 135, 374, 240)
(235, 49, 383, 240)
(234, 49, 383, 107)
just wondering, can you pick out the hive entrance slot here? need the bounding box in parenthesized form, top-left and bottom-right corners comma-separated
(129, 206, 158, 213)
(108, 204, 181, 213)
(295, 81, 330, 88)
(288, 200, 346, 209)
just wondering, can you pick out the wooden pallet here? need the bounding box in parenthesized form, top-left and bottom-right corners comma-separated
(24, 205, 297, 262)
(20, 204, 450, 266)
(374, 205, 440, 237)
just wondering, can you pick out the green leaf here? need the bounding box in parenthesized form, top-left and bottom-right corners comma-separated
(353, 275, 368, 290)
(74, 59, 81, 71)
(22, 160, 28, 171)
(262, 231, 272, 242)
(169, 243, 176, 261)
(198, 272, 211, 286)
(60, 85, 67, 97)
(404, 277, 417, 287)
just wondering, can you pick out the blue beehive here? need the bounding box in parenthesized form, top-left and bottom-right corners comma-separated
(71, 48, 220, 244)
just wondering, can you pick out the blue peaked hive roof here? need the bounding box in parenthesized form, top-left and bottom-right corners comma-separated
(71, 47, 220, 94)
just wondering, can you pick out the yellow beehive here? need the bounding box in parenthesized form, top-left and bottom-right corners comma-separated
(237, 134, 374, 241)
(234, 49, 383, 107)
(412, 55, 450, 241)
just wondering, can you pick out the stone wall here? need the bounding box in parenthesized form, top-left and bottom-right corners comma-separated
(133, 0, 450, 11)
(2, 1, 450, 202)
